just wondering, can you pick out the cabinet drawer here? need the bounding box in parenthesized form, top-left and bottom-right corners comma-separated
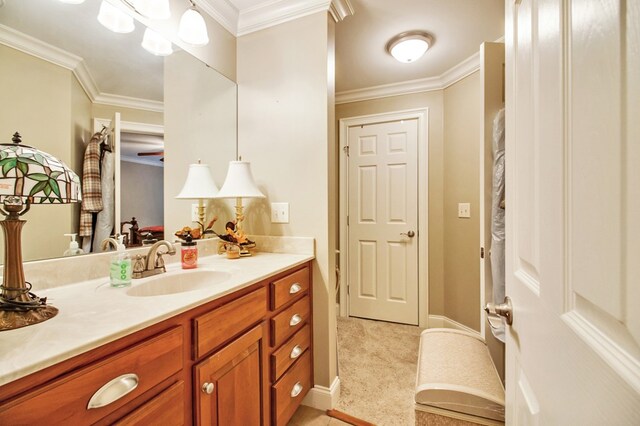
(114, 381, 185, 426)
(272, 350, 312, 426)
(270, 266, 309, 310)
(194, 287, 267, 359)
(0, 327, 183, 425)
(270, 295, 310, 347)
(271, 324, 311, 381)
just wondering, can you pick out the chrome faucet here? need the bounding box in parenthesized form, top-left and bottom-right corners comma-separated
(132, 240, 176, 279)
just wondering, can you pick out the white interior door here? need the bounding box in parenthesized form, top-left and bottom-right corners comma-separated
(347, 118, 418, 325)
(505, 0, 640, 423)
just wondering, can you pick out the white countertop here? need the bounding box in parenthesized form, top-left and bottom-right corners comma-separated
(0, 251, 313, 387)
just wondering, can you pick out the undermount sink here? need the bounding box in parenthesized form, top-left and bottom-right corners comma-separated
(126, 270, 231, 297)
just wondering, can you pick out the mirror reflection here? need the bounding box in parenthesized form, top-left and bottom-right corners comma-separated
(0, 0, 237, 263)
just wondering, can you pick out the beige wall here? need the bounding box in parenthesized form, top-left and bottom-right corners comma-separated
(237, 12, 337, 388)
(0, 44, 92, 261)
(443, 71, 481, 331)
(335, 91, 446, 316)
(164, 50, 237, 238)
(121, 162, 164, 229)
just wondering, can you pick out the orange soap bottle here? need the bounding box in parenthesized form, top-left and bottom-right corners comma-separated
(181, 233, 198, 269)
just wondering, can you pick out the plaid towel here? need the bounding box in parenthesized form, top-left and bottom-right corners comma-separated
(79, 133, 104, 237)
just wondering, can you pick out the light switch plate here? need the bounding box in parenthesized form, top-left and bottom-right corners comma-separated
(271, 202, 289, 223)
(458, 203, 471, 218)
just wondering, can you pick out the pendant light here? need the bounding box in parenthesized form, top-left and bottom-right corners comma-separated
(142, 28, 173, 56)
(97, 0, 135, 34)
(178, 5, 209, 46)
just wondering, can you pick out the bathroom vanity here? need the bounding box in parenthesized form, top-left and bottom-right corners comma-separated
(0, 252, 313, 425)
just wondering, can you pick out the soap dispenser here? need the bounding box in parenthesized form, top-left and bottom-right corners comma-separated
(110, 235, 132, 287)
(63, 233, 85, 256)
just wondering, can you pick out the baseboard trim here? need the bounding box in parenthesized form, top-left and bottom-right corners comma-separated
(428, 315, 482, 338)
(301, 376, 341, 410)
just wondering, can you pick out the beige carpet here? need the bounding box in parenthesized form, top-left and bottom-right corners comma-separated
(336, 316, 423, 425)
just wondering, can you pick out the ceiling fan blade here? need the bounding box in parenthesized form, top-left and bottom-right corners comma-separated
(137, 151, 164, 157)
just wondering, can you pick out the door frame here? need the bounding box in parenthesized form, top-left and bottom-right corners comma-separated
(338, 108, 429, 327)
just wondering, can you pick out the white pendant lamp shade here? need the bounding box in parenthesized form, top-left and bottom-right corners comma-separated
(134, 0, 171, 20)
(176, 163, 219, 199)
(216, 161, 264, 199)
(142, 28, 173, 56)
(178, 8, 209, 46)
(386, 31, 433, 63)
(98, 1, 135, 34)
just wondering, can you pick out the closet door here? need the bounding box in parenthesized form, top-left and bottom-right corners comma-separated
(505, 0, 640, 423)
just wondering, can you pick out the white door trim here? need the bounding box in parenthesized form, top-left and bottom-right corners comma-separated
(339, 108, 429, 327)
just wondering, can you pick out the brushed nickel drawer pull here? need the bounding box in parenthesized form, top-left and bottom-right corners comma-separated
(289, 283, 302, 294)
(202, 382, 215, 395)
(87, 373, 139, 410)
(290, 345, 303, 359)
(290, 382, 303, 398)
(289, 314, 302, 327)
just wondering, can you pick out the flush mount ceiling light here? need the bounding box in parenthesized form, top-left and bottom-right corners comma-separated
(142, 28, 173, 56)
(386, 31, 433, 63)
(178, 4, 210, 46)
(97, 0, 135, 33)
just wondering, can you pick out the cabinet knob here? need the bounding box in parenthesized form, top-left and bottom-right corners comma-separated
(289, 314, 302, 327)
(87, 373, 139, 410)
(202, 382, 215, 395)
(290, 382, 304, 398)
(290, 345, 303, 359)
(289, 283, 302, 294)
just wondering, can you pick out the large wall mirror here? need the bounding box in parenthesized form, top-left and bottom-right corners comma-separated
(0, 0, 237, 263)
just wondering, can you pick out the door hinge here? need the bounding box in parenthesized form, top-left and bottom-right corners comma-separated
(343, 145, 350, 156)
(347, 284, 350, 295)
(480, 247, 485, 259)
(347, 215, 349, 226)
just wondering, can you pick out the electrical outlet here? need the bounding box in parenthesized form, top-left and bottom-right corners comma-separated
(271, 202, 289, 223)
(458, 203, 471, 218)
(191, 204, 199, 222)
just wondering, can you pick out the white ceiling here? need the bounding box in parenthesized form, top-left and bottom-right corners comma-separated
(334, 0, 504, 93)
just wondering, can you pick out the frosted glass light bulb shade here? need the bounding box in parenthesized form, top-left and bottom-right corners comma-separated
(97, 1, 135, 34)
(178, 8, 209, 46)
(215, 161, 265, 199)
(58, 0, 86, 4)
(386, 31, 433, 63)
(142, 28, 173, 56)
(176, 163, 218, 199)
(134, 0, 171, 20)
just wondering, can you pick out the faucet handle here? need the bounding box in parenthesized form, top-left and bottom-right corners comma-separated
(133, 255, 146, 275)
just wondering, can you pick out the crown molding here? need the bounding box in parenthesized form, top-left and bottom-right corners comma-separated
(335, 51, 480, 104)
(237, 0, 330, 36)
(196, 0, 239, 35)
(329, 0, 354, 22)
(94, 93, 164, 113)
(0, 24, 163, 113)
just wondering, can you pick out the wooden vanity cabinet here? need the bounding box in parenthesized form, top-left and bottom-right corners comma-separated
(0, 261, 312, 425)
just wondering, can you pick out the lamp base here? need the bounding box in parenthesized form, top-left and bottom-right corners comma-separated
(0, 305, 58, 331)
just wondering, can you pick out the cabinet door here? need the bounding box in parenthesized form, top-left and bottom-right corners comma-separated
(195, 324, 266, 426)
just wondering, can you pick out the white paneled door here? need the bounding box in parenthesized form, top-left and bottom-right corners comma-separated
(506, 0, 640, 423)
(347, 119, 418, 325)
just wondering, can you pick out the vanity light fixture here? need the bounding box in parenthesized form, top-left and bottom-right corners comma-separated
(176, 160, 219, 225)
(142, 28, 173, 56)
(178, 2, 210, 46)
(386, 31, 433, 63)
(97, 0, 135, 34)
(133, 0, 170, 20)
(0, 133, 81, 331)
